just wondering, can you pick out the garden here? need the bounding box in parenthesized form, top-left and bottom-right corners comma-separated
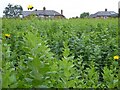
(1, 18, 119, 88)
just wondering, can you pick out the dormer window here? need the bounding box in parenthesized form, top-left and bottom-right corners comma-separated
(110, 12, 116, 14)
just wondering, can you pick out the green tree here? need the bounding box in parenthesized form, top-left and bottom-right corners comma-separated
(80, 12, 89, 18)
(3, 3, 23, 18)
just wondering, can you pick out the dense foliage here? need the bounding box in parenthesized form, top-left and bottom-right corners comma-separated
(80, 12, 89, 18)
(3, 3, 23, 18)
(2, 18, 119, 88)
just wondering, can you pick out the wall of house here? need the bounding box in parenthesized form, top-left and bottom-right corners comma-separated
(23, 14, 38, 19)
(41, 15, 64, 19)
(22, 14, 65, 19)
(94, 16, 108, 19)
(54, 15, 64, 19)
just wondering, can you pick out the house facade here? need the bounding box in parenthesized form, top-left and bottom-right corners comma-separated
(90, 9, 118, 18)
(20, 7, 65, 19)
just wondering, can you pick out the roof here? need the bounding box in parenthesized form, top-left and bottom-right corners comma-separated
(21, 10, 64, 17)
(90, 11, 118, 18)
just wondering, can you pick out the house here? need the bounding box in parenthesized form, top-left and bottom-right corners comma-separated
(20, 7, 65, 19)
(90, 9, 118, 18)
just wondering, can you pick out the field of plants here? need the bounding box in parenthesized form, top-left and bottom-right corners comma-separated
(1, 18, 119, 88)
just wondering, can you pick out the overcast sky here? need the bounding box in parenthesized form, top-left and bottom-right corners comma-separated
(0, 0, 120, 18)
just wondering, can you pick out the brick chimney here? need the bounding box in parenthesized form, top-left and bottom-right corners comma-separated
(43, 7, 46, 10)
(105, 8, 107, 11)
(61, 10, 63, 15)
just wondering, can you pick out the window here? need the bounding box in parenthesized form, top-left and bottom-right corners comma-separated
(110, 12, 116, 14)
(39, 15, 44, 18)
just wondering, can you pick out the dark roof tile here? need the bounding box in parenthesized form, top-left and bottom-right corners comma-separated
(21, 10, 64, 17)
(90, 11, 118, 18)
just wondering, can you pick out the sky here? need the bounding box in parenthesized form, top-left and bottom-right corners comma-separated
(0, 0, 120, 18)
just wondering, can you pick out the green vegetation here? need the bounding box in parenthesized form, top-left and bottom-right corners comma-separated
(3, 3, 23, 18)
(2, 18, 119, 88)
(0, 49, 1, 89)
(80, 12, 89, 18)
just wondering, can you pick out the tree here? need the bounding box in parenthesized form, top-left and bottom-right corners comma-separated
(3, 3, 23, 18)
(80, 12, 89, 18)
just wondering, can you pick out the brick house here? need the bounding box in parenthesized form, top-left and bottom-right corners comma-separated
(20, 7, 65, 19)
(90, 9, 118, 18)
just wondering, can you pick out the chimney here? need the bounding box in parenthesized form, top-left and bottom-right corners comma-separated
(61, 10, 63, 15)
(43, 7, 46, 10)
(105, 8, 107, 11)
